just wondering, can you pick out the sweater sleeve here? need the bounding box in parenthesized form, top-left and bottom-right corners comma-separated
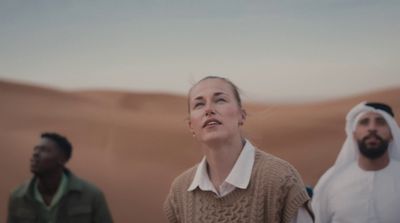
(163, 189, 179, 223)
(280, 167, 311, 223)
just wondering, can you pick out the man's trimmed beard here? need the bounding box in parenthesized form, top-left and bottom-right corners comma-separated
(357, 134, 389, 160)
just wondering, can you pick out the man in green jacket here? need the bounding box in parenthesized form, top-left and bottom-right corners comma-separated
(7, 132, 113, 223)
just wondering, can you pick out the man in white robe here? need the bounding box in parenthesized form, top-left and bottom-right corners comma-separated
(312, 102, 400, 223)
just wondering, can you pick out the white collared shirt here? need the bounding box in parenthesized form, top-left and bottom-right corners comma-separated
(188, 140, 312, 223)
(188, 139, 254, 196)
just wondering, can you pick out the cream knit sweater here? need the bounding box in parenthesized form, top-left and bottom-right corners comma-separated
(164, 149, 310, 223)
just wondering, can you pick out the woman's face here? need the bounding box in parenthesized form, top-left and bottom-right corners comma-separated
(188, 78, 245, 144)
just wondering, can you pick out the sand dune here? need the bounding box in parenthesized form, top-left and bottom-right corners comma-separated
(1, 79, 399, 222)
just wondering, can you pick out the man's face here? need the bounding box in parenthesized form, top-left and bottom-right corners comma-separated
(353, 112, 393, 159)
(30, 138, 65, 176)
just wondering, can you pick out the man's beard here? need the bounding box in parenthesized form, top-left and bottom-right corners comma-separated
(357, 133, 389, 160)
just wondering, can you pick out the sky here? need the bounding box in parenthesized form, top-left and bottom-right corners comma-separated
(0, 0, 399, 102)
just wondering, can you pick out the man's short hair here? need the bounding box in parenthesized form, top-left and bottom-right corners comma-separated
(366, 102, 394, 117)
(41, 132, 73, 161)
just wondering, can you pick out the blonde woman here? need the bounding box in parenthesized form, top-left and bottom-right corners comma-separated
(164, 76, 312, 223)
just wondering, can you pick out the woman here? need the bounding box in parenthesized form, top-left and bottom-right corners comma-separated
(164, 76, 312, 223)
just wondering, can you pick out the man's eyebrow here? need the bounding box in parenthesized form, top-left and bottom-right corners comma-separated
(376, 116, 386, 121)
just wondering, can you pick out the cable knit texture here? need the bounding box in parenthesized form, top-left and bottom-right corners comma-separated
(164, 149, 310, 223)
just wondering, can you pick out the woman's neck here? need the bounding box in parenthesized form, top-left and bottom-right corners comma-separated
(202, 137, 244, 191)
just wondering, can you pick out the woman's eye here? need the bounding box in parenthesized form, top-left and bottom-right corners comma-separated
(216, 98, 226, 103)
(193, 102, 204, 109)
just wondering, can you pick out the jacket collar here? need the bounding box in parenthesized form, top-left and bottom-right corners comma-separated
(20, 168, 84, 200)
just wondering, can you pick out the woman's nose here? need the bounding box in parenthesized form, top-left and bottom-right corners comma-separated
(204, 104, 215, 116)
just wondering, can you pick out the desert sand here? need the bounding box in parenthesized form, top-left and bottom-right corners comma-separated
(1, 80, 399, 222)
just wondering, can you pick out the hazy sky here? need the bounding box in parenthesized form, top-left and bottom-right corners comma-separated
(1, 0, 399, 102)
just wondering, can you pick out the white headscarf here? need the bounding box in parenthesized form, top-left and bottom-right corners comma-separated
(312, 101, 400, 222)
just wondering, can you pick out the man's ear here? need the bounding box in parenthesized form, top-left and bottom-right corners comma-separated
(59, 155, 68, 166)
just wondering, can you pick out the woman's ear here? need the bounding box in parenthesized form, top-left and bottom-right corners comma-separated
(188, 119, 195, 136)
(238, 109, 247, 126)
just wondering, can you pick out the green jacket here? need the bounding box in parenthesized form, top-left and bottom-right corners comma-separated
(7, 169, 113, 223)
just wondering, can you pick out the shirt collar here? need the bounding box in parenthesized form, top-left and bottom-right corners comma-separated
(34, 172, 69, 210)
(188, 139, 255, 192)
